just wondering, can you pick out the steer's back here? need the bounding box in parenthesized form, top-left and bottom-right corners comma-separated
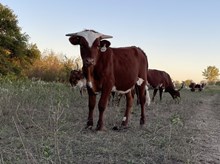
(111, 47, 148, 91)
(148, 69, 174, 88)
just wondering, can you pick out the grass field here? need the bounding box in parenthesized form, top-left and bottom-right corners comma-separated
(0, 79, 220, 164)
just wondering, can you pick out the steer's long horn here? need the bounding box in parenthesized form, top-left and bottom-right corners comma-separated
(65, 33, 77, 36)
(100, 34, 113, 39)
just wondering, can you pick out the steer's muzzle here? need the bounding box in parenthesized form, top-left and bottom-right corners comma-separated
(84, 58, 95, 67)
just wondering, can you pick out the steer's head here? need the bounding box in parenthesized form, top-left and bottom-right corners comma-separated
(66, 30, 112, 92)
(66, 30, 112, 67)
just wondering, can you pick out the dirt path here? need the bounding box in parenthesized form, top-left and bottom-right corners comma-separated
(189, 93, 220, 163)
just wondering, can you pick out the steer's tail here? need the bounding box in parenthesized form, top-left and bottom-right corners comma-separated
(145, 85, 151, 106)
(135, 85, 151, 106)
(135, 85, 140, 105)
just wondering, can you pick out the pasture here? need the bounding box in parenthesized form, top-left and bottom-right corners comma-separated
(0, 79, 220, 164)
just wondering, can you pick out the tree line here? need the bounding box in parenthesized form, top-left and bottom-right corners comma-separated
(0, 4, 219, 84)
(0, 3, 80, 82)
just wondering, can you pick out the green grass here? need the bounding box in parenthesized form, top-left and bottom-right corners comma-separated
(0, 79, 219, 163)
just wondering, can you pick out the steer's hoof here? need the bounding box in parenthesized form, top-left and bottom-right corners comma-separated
(85, 125, 93, 130)
(112, 125, 129, 131)
(112, 126, 119, 131)
(121, 121, 128, 127)
(140, 118, 145, 125)
(95, 125, 106, 131)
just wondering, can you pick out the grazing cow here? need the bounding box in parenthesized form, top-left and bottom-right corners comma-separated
(69, 69, 87, 96)
(147, 69, 184, 102)
(189, 82, 206, 92)
(66, 29, 150, 130)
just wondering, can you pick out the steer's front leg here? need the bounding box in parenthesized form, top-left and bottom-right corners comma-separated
(121, 91, 134, 127)
(96, 91, 111, 131)
(86, 93, 96, 129)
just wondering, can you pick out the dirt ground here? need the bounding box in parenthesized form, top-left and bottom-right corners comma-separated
(187, 93, 220, 163)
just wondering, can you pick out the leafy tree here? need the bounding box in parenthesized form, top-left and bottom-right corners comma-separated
(0, 3, 40, 76)
(202, 66, 219, 84)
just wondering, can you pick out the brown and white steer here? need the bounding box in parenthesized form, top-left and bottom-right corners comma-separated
(66, 30, 150, 130)
(147, 69, 183, 102)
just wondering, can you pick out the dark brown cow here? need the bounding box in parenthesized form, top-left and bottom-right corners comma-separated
(66, 29, 150, 130)
(189, 82, 206, 92)
(147, 69, 183, 102)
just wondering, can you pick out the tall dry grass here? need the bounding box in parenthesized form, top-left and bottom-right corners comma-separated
(26, 50, 82, 82)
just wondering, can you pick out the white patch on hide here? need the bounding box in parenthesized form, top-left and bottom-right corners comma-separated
(87, 81, 93, 89)
(76, 79, 86, 89)
(137, 78, 144, 86)
(122, 117, 126, 121)
(112, 86, 116, 91)
(112, 86, 131, 94)
(145, 85, 151, 106)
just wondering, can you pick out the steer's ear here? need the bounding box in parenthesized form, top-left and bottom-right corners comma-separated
(69, 35, 80, 45)
(100, 40, 111, 52)
(100, 40, 111, 48)
(69, 36, 88, 47)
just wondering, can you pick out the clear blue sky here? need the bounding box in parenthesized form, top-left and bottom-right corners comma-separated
(1, 0, 220, 82)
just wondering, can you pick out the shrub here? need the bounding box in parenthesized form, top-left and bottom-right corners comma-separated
(26, 50, 81, 82)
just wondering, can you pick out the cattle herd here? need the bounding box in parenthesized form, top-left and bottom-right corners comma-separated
(66, 29, 205, 131)
(189, 82, 206, 92)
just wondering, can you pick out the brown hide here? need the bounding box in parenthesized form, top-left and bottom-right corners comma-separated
(147, 69, 181, 101)
(67, 30, 148, 130)
(86, 46, 147, 93)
